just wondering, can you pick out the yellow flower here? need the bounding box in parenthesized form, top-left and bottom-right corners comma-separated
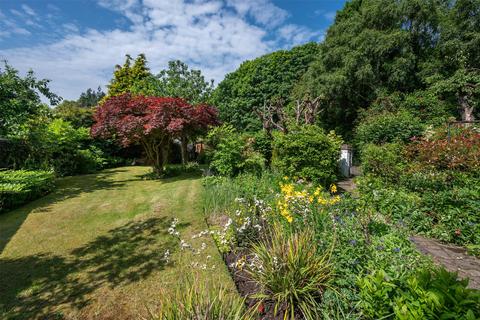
(280, 183, 295, 197)
(283, 176, 289, 180)
(308, 196, 314, 203)
(328, 195, 341, 205)
(286, 215, 293, 223)
(330, 184, 337, 194)
(318, 197, 327, 205)
(313, 187, 322, 197)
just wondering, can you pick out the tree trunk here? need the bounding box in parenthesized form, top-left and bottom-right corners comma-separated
(161, 144, 169, 171)
(180, 136, 188, 166)
(142, 138, 164, 176)
(458, 94, 475, 122)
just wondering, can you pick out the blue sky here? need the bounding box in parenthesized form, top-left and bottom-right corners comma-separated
(0, 0, 346, 100)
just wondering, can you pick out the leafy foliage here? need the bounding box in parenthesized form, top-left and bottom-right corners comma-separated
(406, 128, 480, 172)
(78, 86, 105, 108)
(205, 125, 265, 177)
(272, 125, 342, 186)
(105, 54, 150, 98)
(297, 0, 480, 135)
(13, 118, 105, 176)
(212, 43, 320, 130)
(355, 109, 425, 151)
(92, 94, 218, 174)
(0, 170, 55, 212)
(54, 100, 95, 129)
(132, 60, 214, 104)
(358, 127, 480, 247)
(360, 143, 406, 183)
(0, 62, 61, 136)
(358, 268, 480, 319)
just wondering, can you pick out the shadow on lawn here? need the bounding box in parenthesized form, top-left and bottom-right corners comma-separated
(0, 168, 136, 254)
(0, 217, 186, 320)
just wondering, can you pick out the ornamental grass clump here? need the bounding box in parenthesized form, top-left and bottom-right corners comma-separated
(156, 281, 250, 320)
(248, 225, 333, 320)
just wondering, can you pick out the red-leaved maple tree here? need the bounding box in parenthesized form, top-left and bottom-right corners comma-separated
(91, 93, 218, 173)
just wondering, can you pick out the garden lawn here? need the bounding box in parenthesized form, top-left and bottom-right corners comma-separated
(0, 166, 235, 320)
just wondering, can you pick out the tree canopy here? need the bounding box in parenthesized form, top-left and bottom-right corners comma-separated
(295, 0, 480, 136)
(132, 60, 214, 105)
(78, 87, 105, 108)
(91, 94, 218, 173)
(105, 54, 150, 98)
(0, 62, 61, 136)
(212, 42, 320, 131)
(54, 87, 106, 128)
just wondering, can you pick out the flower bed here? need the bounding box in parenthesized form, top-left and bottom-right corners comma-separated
(199, 173, 480, 319)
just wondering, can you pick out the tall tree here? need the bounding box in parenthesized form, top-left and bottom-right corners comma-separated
(212, 42, 320, 131)
(296, 0, 480, 134)
(132, 60, 214, 104)
(426, 0, 480, 121)
(0, 62, 61, 136)
(78, 86, 105, 108)
(296, 0, 447, 135)
(91, 94, 218, 173)
(106, 54, 150, 98)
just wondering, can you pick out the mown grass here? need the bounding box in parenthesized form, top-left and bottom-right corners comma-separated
(0, 166, 235, 320)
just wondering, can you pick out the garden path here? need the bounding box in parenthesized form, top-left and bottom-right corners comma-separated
(337, 171, 480, 290)
(410, 236, 480, 289)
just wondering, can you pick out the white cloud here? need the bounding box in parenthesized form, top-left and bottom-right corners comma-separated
(12, 27, 31, 36)
(314, 9, 336, 21)
(278, 24, 323, 45)
(226, 0, 289, 27)
(0, 0, 321, 100)
(62, 23, 79, 33)
(10, 9, 25, 18)
(21, 4, 36, 16)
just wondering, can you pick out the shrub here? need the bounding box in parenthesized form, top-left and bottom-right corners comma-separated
(419, 186, 480, 245)
(206, 125, 266, 177)
(311, 192, 427, 291)
(12, 118, 107, 176)
(156, 281, 249, 320)
(240, 151, 265, 176)
(406, 128, 480, 173)
(360, 143, 405, 182)
(0, 170, 55, 212)
(209, 134, 244, 176)
(0, 137, 29, 169)
(358, 268, 480, 319)
(357, 174, 480, 247)
(355, 109, 424, 151)
(52, 147, 102, 176)
(247, 225, 333, 319)
(250, 130, 273, 164)
(272, 125, 342, 186)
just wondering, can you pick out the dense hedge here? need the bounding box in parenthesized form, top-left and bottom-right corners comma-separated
(205, 124, 266, 177)
(355, 109, 424, 151)
(0, 170, 55, 213)
(272, 125, 342, 186)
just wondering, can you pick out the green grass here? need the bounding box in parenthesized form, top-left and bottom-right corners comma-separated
(0, 166, 236, 319)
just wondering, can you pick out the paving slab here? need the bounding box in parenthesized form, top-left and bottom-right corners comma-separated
(411, 236, 480, 289)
